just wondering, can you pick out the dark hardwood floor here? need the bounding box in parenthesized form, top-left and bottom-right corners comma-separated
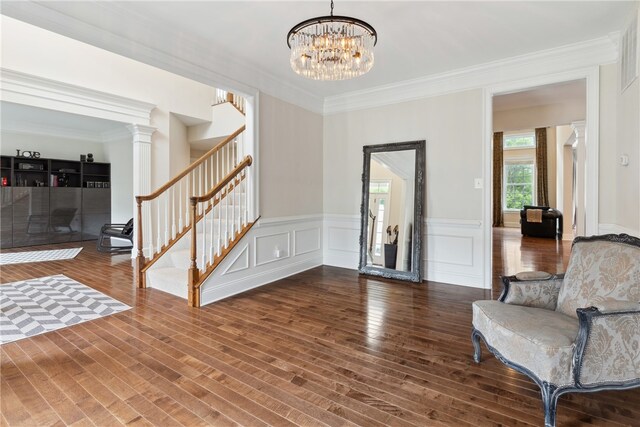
(1, 237, 638, 426)
(492, 227, 572, 296)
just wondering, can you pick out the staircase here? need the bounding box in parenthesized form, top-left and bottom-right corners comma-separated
(134, 94, 255, 307)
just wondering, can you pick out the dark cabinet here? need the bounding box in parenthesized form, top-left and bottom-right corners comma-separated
(82, 188, 111, 240)
(0, 155, 111, 248)
(50, 188, 82, 243)
(12, 187, 50, 247)
(1, 188, 12, 248)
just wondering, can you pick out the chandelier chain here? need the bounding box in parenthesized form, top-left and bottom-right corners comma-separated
(330, 0, 334, 16)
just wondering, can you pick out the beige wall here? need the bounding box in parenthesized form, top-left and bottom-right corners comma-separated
(598, 64, 619, 226)
(259, 93, 323, 218)
(616, 69, 640, 232)
(494, 101, 585, 132)
(324, 90, 484, 220)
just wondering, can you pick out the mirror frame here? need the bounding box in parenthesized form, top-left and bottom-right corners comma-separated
(358, 140, 426, 283)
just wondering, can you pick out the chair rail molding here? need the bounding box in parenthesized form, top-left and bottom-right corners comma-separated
(0, 68, 156, 125)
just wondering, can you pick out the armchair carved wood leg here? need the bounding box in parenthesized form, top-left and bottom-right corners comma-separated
(471, 328, 482, 363)
(541, 382, 560, 427)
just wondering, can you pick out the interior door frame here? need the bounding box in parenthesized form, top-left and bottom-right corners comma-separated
(482, 66, 600, 288)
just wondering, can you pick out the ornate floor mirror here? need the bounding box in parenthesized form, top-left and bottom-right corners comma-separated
(359, 140, 425, 282)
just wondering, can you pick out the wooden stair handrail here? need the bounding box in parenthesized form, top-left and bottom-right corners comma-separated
(188, 155, 253, 307)
(190, 156, 252, 205)
(137, 125, 245, 202)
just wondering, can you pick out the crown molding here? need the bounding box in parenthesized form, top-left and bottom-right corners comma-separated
(324, 33, 619, 115)
(1, 2, 325, 114)
(0, 68, 156, 125)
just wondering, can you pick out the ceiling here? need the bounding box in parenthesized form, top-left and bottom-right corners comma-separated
(2, 1, 634, 102)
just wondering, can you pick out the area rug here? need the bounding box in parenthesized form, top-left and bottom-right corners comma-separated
(0, 247, 83, 266)
(0, 274, 130, 345)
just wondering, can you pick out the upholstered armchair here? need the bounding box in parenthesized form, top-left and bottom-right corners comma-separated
(472, 234, 640, 427)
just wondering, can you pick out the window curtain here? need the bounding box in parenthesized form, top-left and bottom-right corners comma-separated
(492, 132, 504, 227)
(535, 127, 549, 207)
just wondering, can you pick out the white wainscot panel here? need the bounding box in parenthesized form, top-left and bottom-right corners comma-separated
(224, 244, 249, 274)
(427, 235, 473, 266)
(255, 232, 290, 266)
(424, 219, 485, 288)
(328, 226, 359, 252)
(323, 215, 360, 269)
(294, 227, 321, 256)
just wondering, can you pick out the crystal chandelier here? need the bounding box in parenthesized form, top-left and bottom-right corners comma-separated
(287, 0, 377, 81)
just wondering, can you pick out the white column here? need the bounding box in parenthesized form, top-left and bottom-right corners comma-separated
(572, 121, 586, 237)
(128, 124, 156, 258)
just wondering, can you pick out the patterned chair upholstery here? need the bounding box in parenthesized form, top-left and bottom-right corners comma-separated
(472, 234, 640, 427)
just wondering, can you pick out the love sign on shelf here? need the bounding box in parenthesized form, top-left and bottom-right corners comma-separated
(15, 149, 41, 159)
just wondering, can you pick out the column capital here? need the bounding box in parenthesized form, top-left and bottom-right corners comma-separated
(571, 120, 586, 139)
(127, 124, 156, 144)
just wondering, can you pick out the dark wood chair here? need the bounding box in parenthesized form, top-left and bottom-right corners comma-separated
(96, 218, 134, 253)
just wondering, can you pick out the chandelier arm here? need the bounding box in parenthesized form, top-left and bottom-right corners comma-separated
(286, 15, 377, 49)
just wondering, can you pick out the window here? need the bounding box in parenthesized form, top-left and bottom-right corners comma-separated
(369, 181, 390, 194)
(504, 161, 535, 210)
(504, 133, 535, 149)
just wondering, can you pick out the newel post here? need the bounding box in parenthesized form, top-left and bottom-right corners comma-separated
(188, 198, 200, 307)
(135, 197, 146, 288)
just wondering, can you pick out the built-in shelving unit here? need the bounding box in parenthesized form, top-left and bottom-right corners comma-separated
(0, 155, 111, 248)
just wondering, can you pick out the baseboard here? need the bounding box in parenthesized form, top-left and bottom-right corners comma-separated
(598, 223, 639, 237)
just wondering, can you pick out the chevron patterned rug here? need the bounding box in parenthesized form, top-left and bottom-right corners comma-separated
(0, 274, 130, 345)
(0, 247, 83, 266)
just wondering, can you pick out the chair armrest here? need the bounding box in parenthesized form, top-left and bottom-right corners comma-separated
(499, 273, 564, 310)
(573, 305, 640, 388)
(101, 223, 127, 232)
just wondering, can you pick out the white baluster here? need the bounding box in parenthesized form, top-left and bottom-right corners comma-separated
(216, 201, 221, 256)
(156, 197, 162, 251)
(208, 205, 214, 265)
(224, 184, 229, 247)
(244, 169, 248, 225)
(231, 183, 235, 237)
(178, 178, 183, 231)
(201, 202, 206, 271)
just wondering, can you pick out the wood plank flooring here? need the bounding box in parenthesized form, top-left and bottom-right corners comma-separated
(1, 239, 639, 426)
(492, 227, 572, 296)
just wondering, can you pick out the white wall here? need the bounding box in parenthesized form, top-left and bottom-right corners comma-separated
(259, 93, 323, 219)
(0, 131, 106, 162)
(104, 138, 133, 223)
(323, 90, 486, 287)
(169, 114, 189, 177)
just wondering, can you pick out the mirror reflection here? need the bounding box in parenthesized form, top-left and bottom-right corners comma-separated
(366, 150, 415, 271)
(359, 140, 425, 283)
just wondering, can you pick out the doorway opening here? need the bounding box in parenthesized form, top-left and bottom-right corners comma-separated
(489, 79, 587, 294)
